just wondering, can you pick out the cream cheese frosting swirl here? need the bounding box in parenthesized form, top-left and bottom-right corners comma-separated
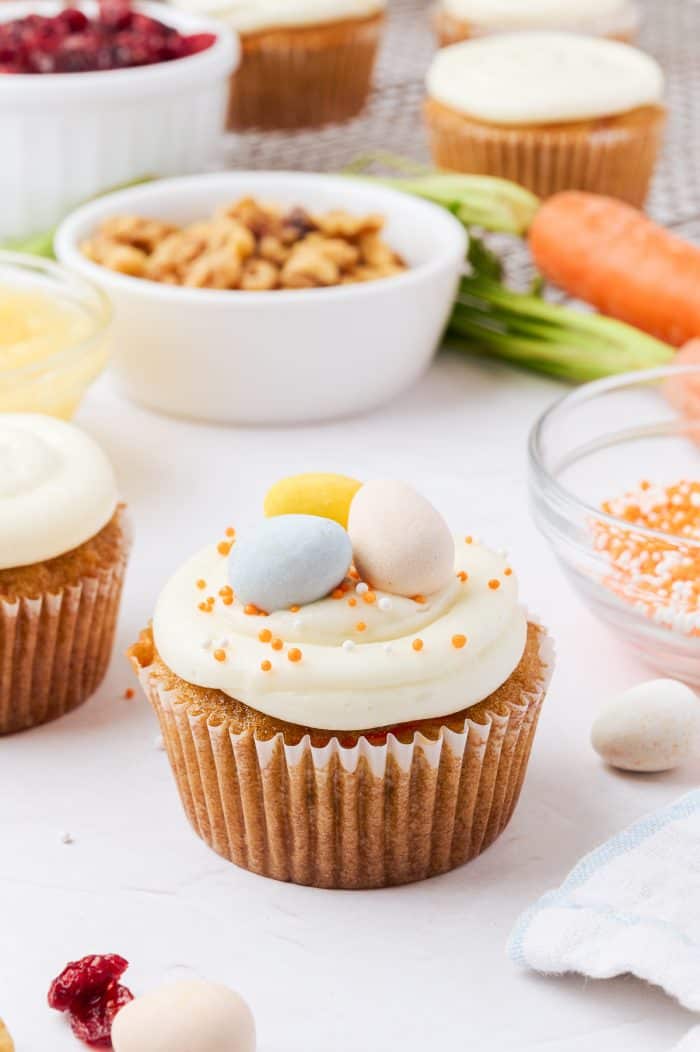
(441, 0, 639, 37)
(0, 414, 118, 570)
(169, 0, 385, 34)
(153, 536, 527, 730)
(427, 32, 664, 126)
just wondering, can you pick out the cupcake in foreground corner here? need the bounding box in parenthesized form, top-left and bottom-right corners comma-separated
(171, 0, 386, 130)
(129, 473, 552, 889)
(424, 32, 665, 206)
(434, 0, 640, 48)
(0, 414, 130, 734)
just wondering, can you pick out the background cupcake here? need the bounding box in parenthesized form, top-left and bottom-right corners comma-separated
(130, 475, 552, 889)
(424, 32, 665, 205)
(0, 414, 130, 734)
(434, 0, 641, 47)
(171, 0, 386, 130)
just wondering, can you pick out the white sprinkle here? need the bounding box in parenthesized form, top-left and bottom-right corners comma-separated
(356, 582, 369, 595)
(378, 597, 393, 612)
(60, 832, 74, 845)
(154, 735, 165, 750)
(342, 640, 356, 652)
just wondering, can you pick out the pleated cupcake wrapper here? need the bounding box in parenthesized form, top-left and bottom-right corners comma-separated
(227, 16, 382, 131)
(138, 622, 554, 889)
(424, 102, 665, 206)
(0, 526, 131, 735)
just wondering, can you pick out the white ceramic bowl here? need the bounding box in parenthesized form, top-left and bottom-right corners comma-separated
(0, 1, 238, 240)
(55, 171, 467, 424)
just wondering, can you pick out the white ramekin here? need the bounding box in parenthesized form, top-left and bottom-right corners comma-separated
(55, 171, 467, 424)
(0, 2, 238, 240)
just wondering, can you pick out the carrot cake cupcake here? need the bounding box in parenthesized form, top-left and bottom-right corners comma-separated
(424, 32, 665, 206)
(0, 414, 130, 734)
(434, 0, 640, 47)
(172, 0, 386, 129)
(129, 474, 552, 889)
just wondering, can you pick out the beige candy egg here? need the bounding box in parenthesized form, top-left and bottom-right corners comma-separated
(111, 980, 255, 1052)
(348, 480, 454, 597)
(591, 679, 700, 773)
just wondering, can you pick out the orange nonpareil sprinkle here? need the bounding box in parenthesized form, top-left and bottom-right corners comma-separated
(451, 634, 467, 649)
(412, 638, 424, 651)
(198, 599, 214, 613)
(332, 588, 344, 599)
(457, 571, 468, 582)
(196, 579, 206, 590)
(355, 621, 367, 632)
(225, 527, 236, 538)
(290, 605, 301, 613)
(504, 568, 513, 577)
(245, 603, 266, 616)
(124, 688, 135, 699)
(363, 591, 376, 604)
(260, 660, 272, 672)
(258, 628, 272, 643)
(348, 597, 357, 607)
(288, 647, 302, 663)
(213, 649, 227, 663)
(488, 579, 501, 590)
(465, 535, 473, 544)
(217, 540, 233, 556)
(413, 595, 427, 604)
(271, 638, 284, 651)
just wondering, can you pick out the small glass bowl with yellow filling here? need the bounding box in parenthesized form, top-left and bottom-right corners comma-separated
(0, 251, 111, 419)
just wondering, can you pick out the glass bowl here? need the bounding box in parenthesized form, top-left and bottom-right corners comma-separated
(530, 365, 700, 686)
(0, 251, 111, 419)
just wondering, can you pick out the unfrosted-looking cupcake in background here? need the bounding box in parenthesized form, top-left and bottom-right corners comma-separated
(170, 0, 386, 129)
(129, 472, 553, 889)
(0, 415, 130, 734)
(424, 32, 665, 206)
(434, 0, 640, 47)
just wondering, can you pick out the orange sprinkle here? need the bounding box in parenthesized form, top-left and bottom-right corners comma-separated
(258, 628, 272, 643)
(198, 601, 213, 613)
(348, 567, 360, 580)
(451, 634, 467, 649)
(290, 605, 301, 613)
(465, 535, 473, 544)
(217, 541, 232, 556)
(504, 568, 513, 577)
(213, 649, 227, 663)
(288, 647, 302, 663)
(457, 571, 468, 582)
(413, 595, 427, 604)
(260, 660, 272, 672)
(244, 604, 260, 616)
(271, 638, 284, 651)
(348, 597, 357, 607)
(412, 638, 424, 651)
(225, 527, 236, 538)
(363, 591, 377, 604)
(219, 586, 233, 597)
(488, 579, 501, 590)
(355, 621, 367, 632)
(196, 579, 206, 590)
(332, 588, 345, 599)
(124, 688, 135, 699)
(222, 596, 234, 606)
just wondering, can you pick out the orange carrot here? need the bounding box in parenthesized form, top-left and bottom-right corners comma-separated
(529, 192, 700, 347)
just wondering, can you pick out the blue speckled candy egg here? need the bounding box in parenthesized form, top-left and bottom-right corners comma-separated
(228, 514, 352, 612)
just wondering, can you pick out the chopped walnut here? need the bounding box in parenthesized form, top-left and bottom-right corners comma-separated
(81, 197, 406, 290)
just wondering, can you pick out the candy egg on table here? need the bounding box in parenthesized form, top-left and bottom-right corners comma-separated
(348, 480, 454, 597)
(264, 473, 362, 528)
(228, 514, 352, 612)
(591, 679, 700, 773)
(111, 980, 255, 1052)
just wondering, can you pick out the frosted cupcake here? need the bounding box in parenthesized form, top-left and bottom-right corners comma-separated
(424, 32, 665, 206)
(0, 414, 130, 734)
(434, 0, 640, 47)
(130, 474, 552, 889)
(172, 0, 385, 129)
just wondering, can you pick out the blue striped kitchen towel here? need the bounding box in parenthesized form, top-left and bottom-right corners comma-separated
(508, 790, 700, 1012)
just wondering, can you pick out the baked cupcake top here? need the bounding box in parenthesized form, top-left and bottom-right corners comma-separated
(0, 414, 117, 570)
(440, 0, 638, 36)
(426, 32, 664, 126)
(169, 0, 385, 34)
(153, 475, 527, 731)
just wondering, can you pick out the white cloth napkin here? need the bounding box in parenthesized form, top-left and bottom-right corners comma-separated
(508, 790, 700, 1012)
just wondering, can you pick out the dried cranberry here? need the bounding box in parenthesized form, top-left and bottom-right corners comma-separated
(48, 954, 129, 1012)
(68, 981, 133, 1048)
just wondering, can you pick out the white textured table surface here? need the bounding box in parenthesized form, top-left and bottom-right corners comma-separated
(1, 354, 697, 1052)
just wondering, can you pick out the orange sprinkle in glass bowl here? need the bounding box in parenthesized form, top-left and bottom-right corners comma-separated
(530, 365, 700, 685)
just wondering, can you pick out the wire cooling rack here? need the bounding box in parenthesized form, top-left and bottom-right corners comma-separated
(222, 0, 700, 240)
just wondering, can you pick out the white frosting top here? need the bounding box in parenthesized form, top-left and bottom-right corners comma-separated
(426, 32, 664, 126)
(441, 0, 639, 36)
(169, 0, 384, 33)
(0, 414, 118, 570)
(152, 537, 527, 731)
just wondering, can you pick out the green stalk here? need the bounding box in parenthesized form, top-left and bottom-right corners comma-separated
(344, 153, 539, 236)
(448, 274, 674, 382)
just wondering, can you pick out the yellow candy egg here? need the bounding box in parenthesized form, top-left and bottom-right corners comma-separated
(264, 473, 362, 527)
